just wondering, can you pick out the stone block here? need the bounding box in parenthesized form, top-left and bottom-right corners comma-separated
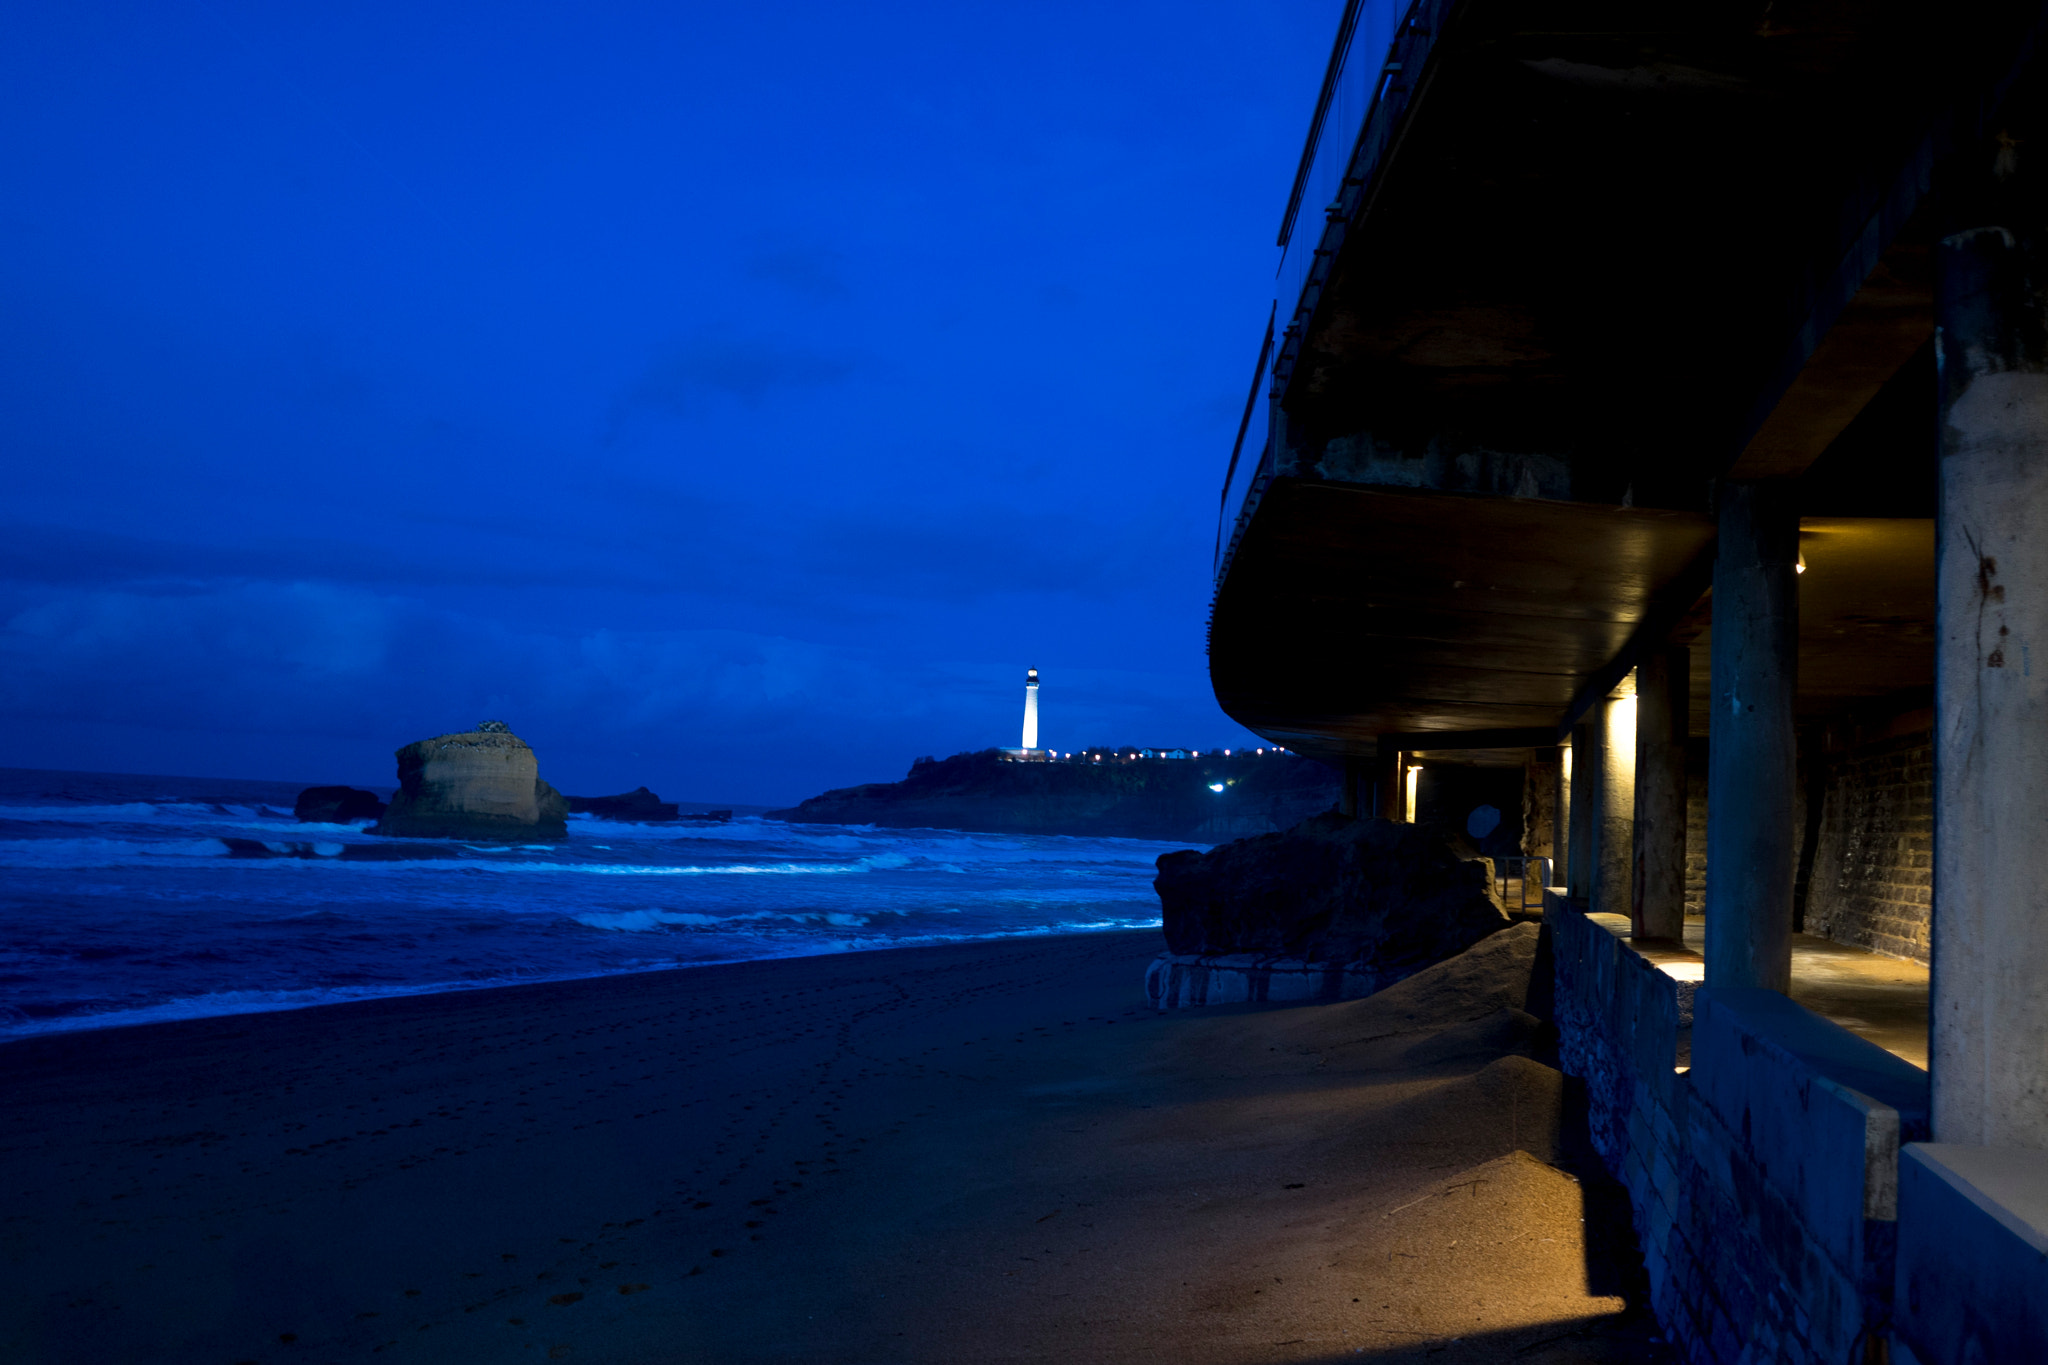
(1693, 987, 1927, 1274)
(1894, 1145, 2048, 1364)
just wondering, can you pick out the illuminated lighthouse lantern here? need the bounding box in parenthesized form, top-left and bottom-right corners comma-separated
(1000, 668, 1049, 761)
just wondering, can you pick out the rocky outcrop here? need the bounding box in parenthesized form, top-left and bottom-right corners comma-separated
(565, 787, 680, 822)
(373, 723, 568, 841)
(293, 786, 387, 824)
(1152, 811, 1508, 984)
(769, 749, 1340, 841)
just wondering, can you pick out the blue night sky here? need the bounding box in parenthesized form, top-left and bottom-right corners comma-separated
(2, 1, 1337, 806)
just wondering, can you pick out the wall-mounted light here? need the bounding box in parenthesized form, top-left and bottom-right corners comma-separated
(1795, 551, 1807, 574)
(1208, 783, 1225, 793)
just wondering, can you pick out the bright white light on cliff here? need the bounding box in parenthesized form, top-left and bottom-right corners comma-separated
(1208, 783, 1225, 793)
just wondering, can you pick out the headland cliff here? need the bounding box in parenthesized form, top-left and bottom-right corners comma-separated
(768, 749, 1340, 842)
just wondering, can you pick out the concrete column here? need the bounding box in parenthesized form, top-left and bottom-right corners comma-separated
(1704, 481, 1800, 992)
(1633, 645, 1690, 941)
(1591, 679, 1638, 920)
(1340, 758, 1362, 818)
(1554, 742, 1572, 890)
(1567, 722, 1597, 901)
(1371, 744, 1403, 821)
(1522, 748, 1561, 866)
(1932, 118, 2048, 1145)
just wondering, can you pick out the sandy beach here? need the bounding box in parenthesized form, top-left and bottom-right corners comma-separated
(1, 929, 1667, 1364)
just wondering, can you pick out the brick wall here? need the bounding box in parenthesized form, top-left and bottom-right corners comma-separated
(1804, 731, 1933, 964)
(1684, 767, 1707, 919)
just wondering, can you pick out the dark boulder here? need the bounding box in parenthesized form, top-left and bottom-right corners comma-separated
(1154, 811, 1508, 968)
(565, 787, 681, 822)
(293, 786, 388, 824)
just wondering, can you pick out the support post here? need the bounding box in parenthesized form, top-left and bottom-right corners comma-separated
(1554, 741, 1572, 891)
(1592, 678, 1637, 920)
(1371, 743, 1403, 821)
(1567, 722, 1597, 901)
(1340, 758, 1362, 819)
(1932, 107, 2048, 1144)
(1633, 645, 1690, 940)
(1704, 481, 1800, 991)
(1522, 747, 1562, 871)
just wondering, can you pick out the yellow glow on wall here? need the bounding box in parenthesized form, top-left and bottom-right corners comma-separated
(1404, 764, 1421, 824)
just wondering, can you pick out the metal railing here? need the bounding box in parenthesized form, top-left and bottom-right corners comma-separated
(1495, 855, 1554, 911)
(1213, 0, 1429, 587)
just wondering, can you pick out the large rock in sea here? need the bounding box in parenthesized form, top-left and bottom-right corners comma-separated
(1148, 811, 1509, 1009)
(293, 785, 387, 824)
(373, 721, 568, 841)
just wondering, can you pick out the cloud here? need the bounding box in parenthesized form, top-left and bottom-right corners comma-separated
(0, 580, 1250, 804)
(745, 246, 852, 298)
(624, 333, 856, 413)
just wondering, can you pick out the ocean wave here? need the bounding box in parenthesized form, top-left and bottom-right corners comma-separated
(571, 907, 876, 932)
(0, 800, 289, 825)
(0, 836, 236, 867)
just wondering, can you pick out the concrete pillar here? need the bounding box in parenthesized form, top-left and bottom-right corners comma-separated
(1591, 678, 1637, 920)
(1372, 744, 1403, 821)
(1522, 748, 1561, 866)
(1633, 645, 1690, 941)
(1932, 116, 2048, 1145)
(1554, 742, 1572, 890)
(1567, 722, 1597, 901)
(1704, 481, 1800, 992)
(1340, 758, 1362, 818)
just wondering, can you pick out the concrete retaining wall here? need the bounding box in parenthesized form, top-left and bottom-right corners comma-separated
(1548, 895, 1931, 1363)
(1894, 1145, 2048, 1363)
(1144, 953, 1407, 1009)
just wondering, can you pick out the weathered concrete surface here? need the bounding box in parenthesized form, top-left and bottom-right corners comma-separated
(1631, 646, 1688, 941)
(1705, 480, 1801, 991)
(1895, 1144, 2048, 1363)
(375, 725, 568, 841)
(1933, 145, 2048, 1145)
(1152, 811, 1507, 970)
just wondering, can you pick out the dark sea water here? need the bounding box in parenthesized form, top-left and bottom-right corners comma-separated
(0, 767, 1181, 1041)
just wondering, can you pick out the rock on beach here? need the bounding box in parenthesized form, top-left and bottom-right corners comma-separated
(1153, 810, 1508, 967)
(373, 721, 568, 841)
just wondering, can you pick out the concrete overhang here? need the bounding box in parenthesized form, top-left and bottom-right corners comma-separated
(1206, 0, 2033, 764)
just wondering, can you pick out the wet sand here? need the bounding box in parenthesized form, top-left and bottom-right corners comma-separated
(1, 930, 1667, 1363)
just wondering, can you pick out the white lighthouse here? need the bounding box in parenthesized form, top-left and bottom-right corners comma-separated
(1001, 668, 1048, 761)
